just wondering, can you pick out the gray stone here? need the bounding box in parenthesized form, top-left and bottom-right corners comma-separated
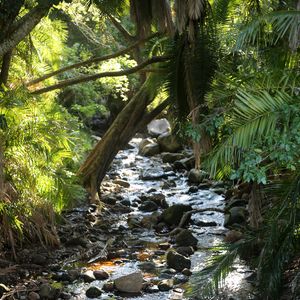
(147, 118, 171, 137)
(114, 271, 143, 293)
(166, 250, 191, 271)
(175, 229, 198, 247)
(140, 168, 167, 180)
(138, 138, 155, 153)
(195, 220, 218, 227)
(82, 270, 95, 282)
(93, 269, 109, 280)
(120, 199, 131, 207)
(188, 169, 208, 184)
(182, 268, 193, 276)
(173, 274, 189, 284)
(157, 133, 182, 153)
(158, 279, 173, 291)
(173, 156, 195, 170)
(160, 204, 192, 226)
(138, 261, 156, 272)
(139, 201, 158, 212)
(86, 286, 102, 298)
(226, 198, 247, 209)
(161, 152, 185, 163)
(113, 179, 130, 188)
(140, 143, 160, 157)
(175, 246, 195, 256)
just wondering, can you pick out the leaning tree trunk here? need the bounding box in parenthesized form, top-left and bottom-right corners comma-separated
(79, 75, 164, 203)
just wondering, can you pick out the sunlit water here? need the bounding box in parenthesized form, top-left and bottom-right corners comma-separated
(65, 137, 254, 299)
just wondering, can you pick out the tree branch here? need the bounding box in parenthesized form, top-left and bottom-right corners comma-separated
(31, 55, 170, 95)
(106, 13, 135, 42)
(0, 2, 53, 58)
(26, 33, 159, 87)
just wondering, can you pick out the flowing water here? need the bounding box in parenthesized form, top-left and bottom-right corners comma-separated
(65, 137, 254, 300)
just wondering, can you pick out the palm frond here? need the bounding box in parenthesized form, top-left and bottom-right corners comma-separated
(208, 90, 295, 176)
(236, 11, 300, 50)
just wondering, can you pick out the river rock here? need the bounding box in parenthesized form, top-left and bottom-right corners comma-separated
(188, 169, 208, 184)
(138, 138, 155, 153)
(82, 270, 95, 282)
(161, 152, 185, 163)
(102, 281, 114, 292)
(140, 143, 160, 157)
(224, 207, 246, 227)
(138, 261, 156, 272)
(182, 268, 193, 276)
(173, 156, 195, 170)
(114, 271, 143, 293)
(175, 229, 198, 247)
(93, 269, 109, 280)
(86, 286, 102, 298)
(101, 194, 117, 205)
(113, 179, 130, 188)
(173, 274, 189, 284)
(140, 168, 167, 180)
(160, 204, 192, 226)
(166, 250, 191, 271)
(158, 279, 173, 291)
(157, 133, 182, 153)
(140, 193, 168, 208)
(139, 200, 158, 212)
(147, 118, 171, 137)
(175, 246, 195, 256)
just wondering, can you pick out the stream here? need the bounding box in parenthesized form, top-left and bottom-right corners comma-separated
(1, 135, 256, 299)
(59, 137, 254, 300)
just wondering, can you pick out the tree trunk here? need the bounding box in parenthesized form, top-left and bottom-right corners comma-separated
(79, 75, 163, 202)
(0, 3, 52, 58)
(0, 50, 12, 85)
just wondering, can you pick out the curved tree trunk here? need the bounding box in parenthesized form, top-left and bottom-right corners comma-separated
(79, 75, 165, 203)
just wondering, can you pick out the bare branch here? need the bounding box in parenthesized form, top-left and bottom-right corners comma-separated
(26, 33, 159, 87)
(106, 13, 135, 42)
(31, 55, 170, 95)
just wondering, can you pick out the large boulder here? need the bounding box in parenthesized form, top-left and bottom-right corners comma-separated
(173, 156, 195, 170)
(114, 271, 143, 293)
(161, 152, 185, 163)
(166, 251, 191, 271)
(175, 229, 198, 247)
(138, 138, 155, 153)
(188, 169, 208, 184)
(160, 204, 192, 226)
(157, 133, 182, 153)
(147, 118, 171, 137)
(140, 143, 160, 157)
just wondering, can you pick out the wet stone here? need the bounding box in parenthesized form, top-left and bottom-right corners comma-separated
(113, 179, 130, 188)
(182, 268, 193, 276)
(147, 118, 171, 137)
(138, 261, 156, 272)
(158, 279, 173, 291)
(160, 204, 192, 226)
(93, 269, 109, 280)
(175, 229, 198, 247)
(166, 250, 191, 272)
(86, 286, 102, 298)
(60, 292, 72, 299)
(139, 200, 158, 212)
(173, 274, 189, 284)
(114, 271, 143, 293)
(82, 270, 95, 282)
(175, 246, 195, 257)
(103, 282, 114, 292)
(120, 199, 131, 207)
(188, 169, 208, 184)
